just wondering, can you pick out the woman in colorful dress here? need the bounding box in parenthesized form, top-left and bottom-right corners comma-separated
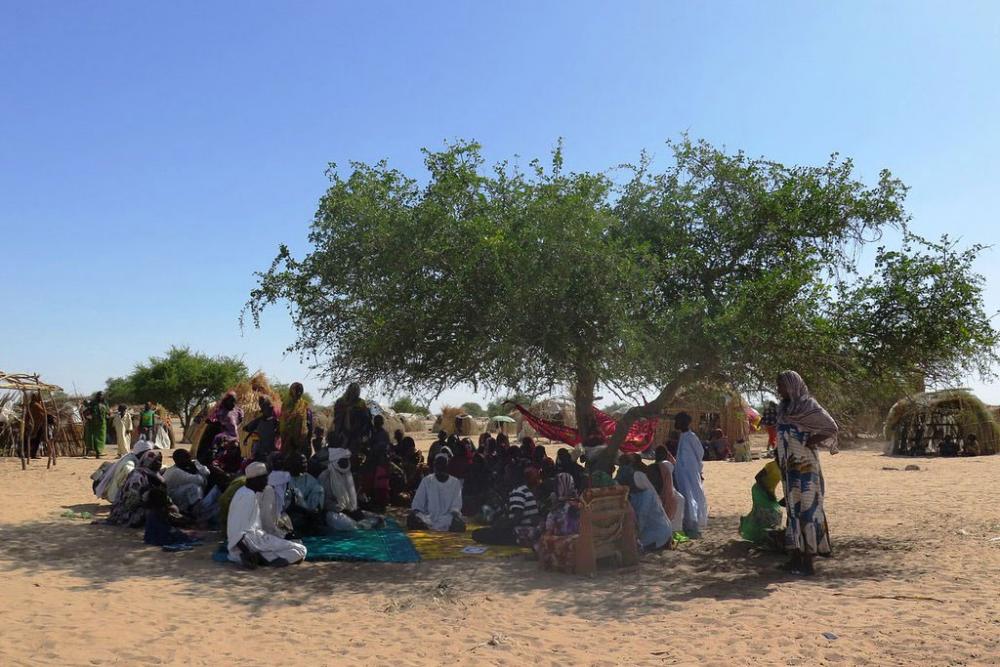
(536, 472, 580, 572)
(82, 392, 109, 458)
(775, 370, 838, 575)
(738, 460, 784, 546)
(280, 382, 313, 458)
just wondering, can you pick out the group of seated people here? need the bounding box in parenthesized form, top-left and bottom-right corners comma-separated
(92, 413, 709, 569)
(406, 430, 699, 563)
(894, 424, 983, 457)
(937, 432, 981, 457)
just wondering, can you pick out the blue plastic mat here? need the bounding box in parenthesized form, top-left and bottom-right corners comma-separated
(212, 518, 420, 564)
(301, 518, 420, 563)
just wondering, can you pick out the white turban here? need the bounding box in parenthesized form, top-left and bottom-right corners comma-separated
(131, 440, 153, 455)
(245, 461, 268, 479)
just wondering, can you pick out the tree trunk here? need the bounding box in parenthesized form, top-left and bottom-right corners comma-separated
(573, 368, 598, 443)
(596, 363, 714, 470)
(179, 404, 192, 432)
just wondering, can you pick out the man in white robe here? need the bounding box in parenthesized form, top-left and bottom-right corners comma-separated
(260, 466, 294, 538)
(227, 462, 307, 567)
(408, 454, 465, 532)
(673, 412, 709, 537)
(319, 448, 380, 530)
(112, 405, 133, 455)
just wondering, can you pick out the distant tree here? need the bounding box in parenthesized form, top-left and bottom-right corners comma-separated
(272, 382, 315, 407)
(461, 401, 486, 417)
(248, 138, 998, 466)
(391, 395, 429, 415)
(109, 346, 248, 430)
(104, 376, 136, 406)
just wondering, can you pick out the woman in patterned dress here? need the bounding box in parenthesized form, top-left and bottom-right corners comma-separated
(775, 370, 839, 576)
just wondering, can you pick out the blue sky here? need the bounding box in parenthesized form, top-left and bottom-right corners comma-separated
(2, 1, 998, 408)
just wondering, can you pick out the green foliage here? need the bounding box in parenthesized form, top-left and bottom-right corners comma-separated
(460, 401, 486, 417)
(809, 232, 1000, 433)
(247, 137, 997, 452)
(485, 393, 535, 416)
(391, 395, 430, 415)
(272, 382, 315, 407)
(104, 376, 136, 406)
(110, 346, 248, 429)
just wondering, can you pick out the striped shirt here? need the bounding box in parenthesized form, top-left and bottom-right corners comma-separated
(508, 485, 539, 526)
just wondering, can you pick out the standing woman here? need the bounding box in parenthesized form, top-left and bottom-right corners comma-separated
(83, 392, 109, 458)
(775, 370, 838, 575)
(279, 382, 313, 458)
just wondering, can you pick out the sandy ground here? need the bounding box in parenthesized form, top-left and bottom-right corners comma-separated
(1, 445, 998, 667)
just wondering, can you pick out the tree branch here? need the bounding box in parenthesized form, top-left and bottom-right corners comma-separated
(601, 361, 715, 464)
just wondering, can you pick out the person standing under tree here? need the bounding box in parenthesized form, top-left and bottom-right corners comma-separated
(332, 382, 371, 451)
(279, 382, 313, 458)
(673, 412, 708, 538)
(761, 401, 778, 450)
(112, 404, 133, 454)
(138, 402, 157, 441)
(775, 370, 838, 576)
(83, 392, 109, 458)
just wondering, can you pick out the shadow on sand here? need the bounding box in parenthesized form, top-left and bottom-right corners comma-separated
(0, 507, 924, 621)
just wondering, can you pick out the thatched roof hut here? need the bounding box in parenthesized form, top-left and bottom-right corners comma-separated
(367, 402, 405, 436)
(884, 389, 999, 455)
(432, 406, 484, 436)
(396, 413, 431, 433)
(652, 385, 756, 447)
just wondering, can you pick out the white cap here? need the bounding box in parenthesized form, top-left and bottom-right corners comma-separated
(245, 462, 268, 479)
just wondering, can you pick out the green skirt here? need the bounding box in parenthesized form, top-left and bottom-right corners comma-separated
(739, 483, 783, 544)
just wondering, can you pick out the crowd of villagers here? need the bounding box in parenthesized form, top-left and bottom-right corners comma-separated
(88, 371, 839, 576)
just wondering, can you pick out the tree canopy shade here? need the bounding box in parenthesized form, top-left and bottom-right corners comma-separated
(105, 346, 248, 430)
(247, 138, 998, 460)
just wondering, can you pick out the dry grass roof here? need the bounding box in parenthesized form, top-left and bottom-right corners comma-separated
(884, 389, 999, 455)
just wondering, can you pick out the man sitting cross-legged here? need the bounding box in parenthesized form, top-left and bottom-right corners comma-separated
(408, 454, 465, 532)
(227, 462, 307, 568)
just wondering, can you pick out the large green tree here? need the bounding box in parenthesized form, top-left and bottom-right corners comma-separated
(106, 346, 248, 430)
(247, 138, 997, 461)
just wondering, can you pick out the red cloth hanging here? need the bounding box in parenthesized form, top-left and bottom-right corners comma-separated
(513, 404, 582, 446)
(593, 408, 659, 453)
(512, 405, 658, 454)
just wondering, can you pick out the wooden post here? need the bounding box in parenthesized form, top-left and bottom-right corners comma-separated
(43, 389, 57, 469)
(18, 392, 28, 470)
